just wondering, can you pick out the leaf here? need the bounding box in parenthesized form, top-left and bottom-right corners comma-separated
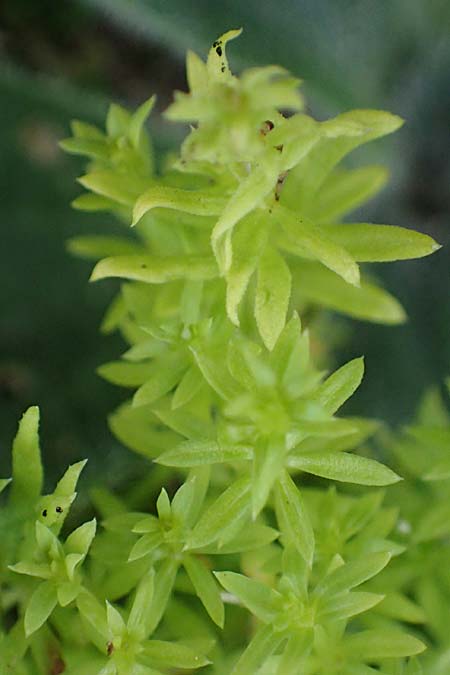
(133, 353, 188, 407)
(141, 640, 210, 669)
(315, 551, 391, 597)
(172, 364, 204, 409)
(344, 629, 426, 660)
(76, 589, 108, 640)
(184, 555, 224, 627)
(65, 519, 97, 557)
(0, 478, 11, 494)
(320, 590, 384, 621)
(307, 165, 388, 222)
(146, 559, 178, 635)
(90, 254, 219, 284)
(78, 171, 147, 206)
(212, 163, 280, 271)
(214, 571, 282, 623)
(106, 601, 127, 637)
(313, 357, 364, 414)
(294, 261, 406, 324)
(278, 206, 360, 286)
(133, 186, 225, 225)
(67, 235, 143, 260)
(128, 531, 164, 562)
(274, 470, 314, 567)
(10, 406, 43, 509)
(288, 451, 401, 486)
(98, 360, 156, 387)
(320, 223, 440, 262)
(255, 246, 292, 350)
(186, 478, 251, 550)
(129, 95, 156, 148)
(157, 440, 252, 467)
(128, 570, 155, 639)
(24, 581, 58, 636)
(226, 212, 269, 325)
(231, 624, 284, 675)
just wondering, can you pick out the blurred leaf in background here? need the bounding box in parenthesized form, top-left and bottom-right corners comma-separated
(1, 0, 449, 482)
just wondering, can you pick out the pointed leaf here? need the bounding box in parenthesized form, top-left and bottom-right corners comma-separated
(184, 555, 224, 627)
(91, 254, 219, 284)
(157, 440, 252, 467)
(320, 223, 440, 262)
(275, 470, 314, 567)
(255, 246, 292, 350)
(10, 406, 43, 509)
(214, 571, 282, 623)
(24, 581, 57, 636)
(313, 357, 364, 414)
(288, 451, 401, 486)
(133, 186, 225, 225)
(186, 478, 251, 550)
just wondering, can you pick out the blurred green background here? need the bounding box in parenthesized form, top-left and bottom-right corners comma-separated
(1, 0, 449, 482)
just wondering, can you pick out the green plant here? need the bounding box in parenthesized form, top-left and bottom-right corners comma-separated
(1, 29, 446, 674)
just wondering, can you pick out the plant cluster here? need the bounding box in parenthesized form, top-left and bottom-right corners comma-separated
(1, 30, 446, 674)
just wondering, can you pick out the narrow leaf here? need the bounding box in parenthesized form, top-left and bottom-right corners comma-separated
(255, 246, 292, 350)
(275, 470, 314, 567)
(288, 451, 401, 486)
(184, 555, 224, 627)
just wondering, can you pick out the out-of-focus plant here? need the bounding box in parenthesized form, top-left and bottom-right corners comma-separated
(1, 30, 445, 674)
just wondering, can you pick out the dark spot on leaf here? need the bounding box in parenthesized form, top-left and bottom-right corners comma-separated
(216, 46, 222, 57)
(260, 120, 274, 136)
(221, 65, 226, 73)
(50, 656, 65, 674)
(141, 264, 147, 269)
(42, 509, 47, 517)
(56, 506, 63, 513)
(107, 641, 114, 656)
(275, 144, 283, 152)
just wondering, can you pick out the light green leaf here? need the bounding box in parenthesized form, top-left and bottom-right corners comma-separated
(231, 624, 284, 675)
(172, 364, 204, 410)
(64, 519, 97, 558)
(67, 235, 143, 260)
(344, 629, 426, 660)
(141, 640, 210, 669)
(320, 223, 440, 262)
(146, 559, 178, 635)
(313, 357, 364, 414)
(288, 451, 401, 486)
(294, 262, 406, 324)
(0, 478, 11, 494)
(106, 102, 131, 137)
(307, 165, 388, 223)
(129, 95, 156, 148)
(212, 163, 279, 271)
(214, 571, 282, 623)
(133, 186, 225, 226)
(206, 28, 242, 80)
(186, 478, 251, 550)
(98, 360, 156, 387)
(24, 581, 57, 636)
(157, 440, 252, 467)
(106, 601, 127, 637)
(90, 254, 219, 284)
(78, 171, 148, 206)
(133, 354, 188, 407)
(252, 441, 285, 519)
(10, 406, 43, 509)
(274, 470, 314, 567)
(255, 246, 292, 350)
(320, 591, 384, 621)
(184, 555, 224, 627)
(226, 212, 269, 325)
(315, 551, 391, 597)
(128, 570, 155, 639)
(76, 589, 108, 640)
(278, 205, 360, 286)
